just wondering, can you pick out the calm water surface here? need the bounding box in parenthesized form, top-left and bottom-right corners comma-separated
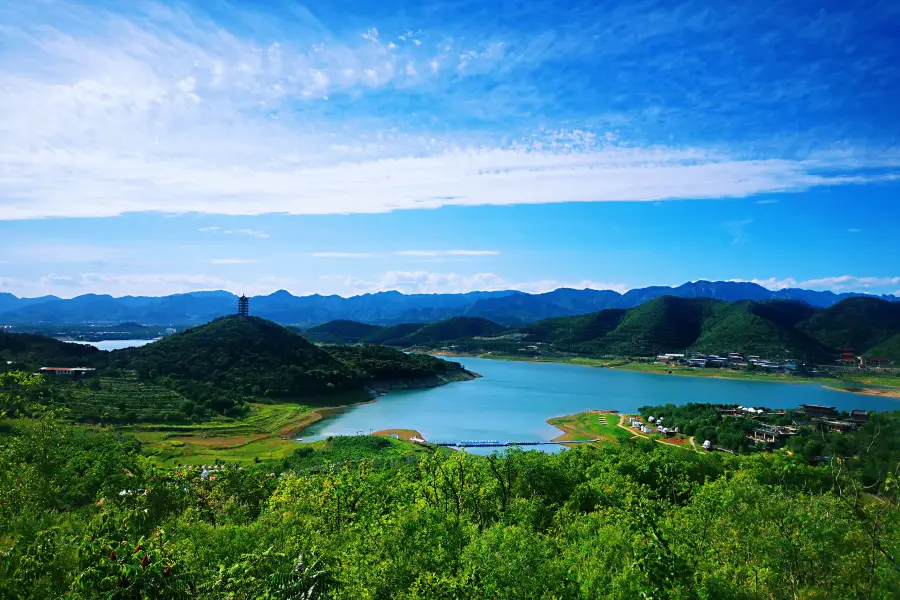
(305, 357, 900, 444)
(67, 339, 155, 350)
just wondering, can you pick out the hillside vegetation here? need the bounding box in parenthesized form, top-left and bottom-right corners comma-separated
(0, 330, 100, 370)
(105, 316, 473, 411)
(2, 397, 899, 598)
(303, 319, 383, 344)
(798, 297, 900, 353)
(305, 296, 900, 363)
(403, 316, 507, 344)
(1, 316, 474, 421)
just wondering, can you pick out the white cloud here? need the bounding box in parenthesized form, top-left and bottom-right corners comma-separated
(393, 249, 499, 256)
(9, 272, 234, 297)
(228, 229, 270, 239)
(744, 275, 900, 292)
(318, 271, 628, 295)
(198, 227, 269, 238)
(207, 258, 259, 264)
(0, 3, 897, 220)
(756, 199, 779, 204)
(848, 228, 862, 233)
(310, 252, 376, 258)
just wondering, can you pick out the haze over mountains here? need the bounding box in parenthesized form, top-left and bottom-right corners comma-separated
(0, 280, 897, 326)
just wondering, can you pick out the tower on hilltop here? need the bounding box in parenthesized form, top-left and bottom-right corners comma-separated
(237, 294, 250, 317)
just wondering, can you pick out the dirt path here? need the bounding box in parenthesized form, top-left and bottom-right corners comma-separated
(618, 414, 702, 452)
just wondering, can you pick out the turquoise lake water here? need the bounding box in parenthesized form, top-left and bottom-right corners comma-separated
(304, 356, 900, 445)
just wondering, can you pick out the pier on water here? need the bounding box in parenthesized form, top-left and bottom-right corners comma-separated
(431, 439, 599, 448)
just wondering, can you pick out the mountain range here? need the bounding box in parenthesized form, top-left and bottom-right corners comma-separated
(0, 281, 897, 326)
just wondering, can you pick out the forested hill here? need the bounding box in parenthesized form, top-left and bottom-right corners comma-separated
(0, 330, 100, 370)
(102, 316, 474, 412)
(797, 297, 900, 353)
(302, 317, 508, 346)
(305, 296, 900, 362)
(523, 296, 900, 360)
(302, 319, 384, 344)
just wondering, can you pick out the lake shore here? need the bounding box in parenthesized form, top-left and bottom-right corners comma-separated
(825, 385, 900, 400)
(441, 352, 900, 396)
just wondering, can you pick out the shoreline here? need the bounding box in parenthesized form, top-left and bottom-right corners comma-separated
(824, 385, 900, 400)
(447, 352, 900, 397)
(290, 368, 480, 438)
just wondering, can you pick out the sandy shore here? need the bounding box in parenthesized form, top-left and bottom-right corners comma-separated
(825, 386, 900, 400)
(372, 428, 425, 441)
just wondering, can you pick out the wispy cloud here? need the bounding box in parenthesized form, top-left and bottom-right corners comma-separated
(207, 258, 260, 264)
(22, 272, 233, 297)
(392, 249, 499, 256)
(198, 227, 269, 238)
(756, 199, 779, 205)
(848, 228, 862, 233)
(319, 271, 628, 295)
(723, 219, 753, 244)
(746, 275, 900, 293)
(0, 1, 898, 220)
(310, 252, 376, 258)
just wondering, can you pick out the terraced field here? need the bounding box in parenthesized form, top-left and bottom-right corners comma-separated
(53, 375, 190, 423)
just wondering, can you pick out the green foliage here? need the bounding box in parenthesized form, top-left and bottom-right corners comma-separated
(403, 317, 507, 344)
(359, 322, 426, 345)
(100, 316, 471, 415)
(798, 297, 900, 356)
(519, 296, 831, 359)
(1, 419, 899, 599)
(303, 320, 384, 344)
(302, 317, 508, 347)
(0, 329, 100, 371)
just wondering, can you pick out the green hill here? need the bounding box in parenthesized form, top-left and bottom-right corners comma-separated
(405, 317, 507, 345)
(592, 296, 716, 355)
(106, 316, 474, 415)
(303, 320, 383, 344)
(693, 301, 829, 360)
(361, 322, 427, 345)
(0, 330, 100, 370)
(797, 297, 900, 352)
(516, 297, 832, 360)
(518, 309, 627, 345)
(865, 332, 900, 363)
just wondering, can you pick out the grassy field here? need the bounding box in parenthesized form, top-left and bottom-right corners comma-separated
(127, 402, 345, 466)
(547, 411, 633, 444)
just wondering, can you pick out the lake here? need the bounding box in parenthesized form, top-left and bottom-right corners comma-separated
(66, 339, 155, 351)
(304, 356, 900, 446)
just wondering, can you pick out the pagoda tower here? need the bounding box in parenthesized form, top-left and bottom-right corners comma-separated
(237, 294, 250, 317)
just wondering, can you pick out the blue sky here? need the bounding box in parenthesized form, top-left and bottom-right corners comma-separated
(0, 0, 898, 298)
